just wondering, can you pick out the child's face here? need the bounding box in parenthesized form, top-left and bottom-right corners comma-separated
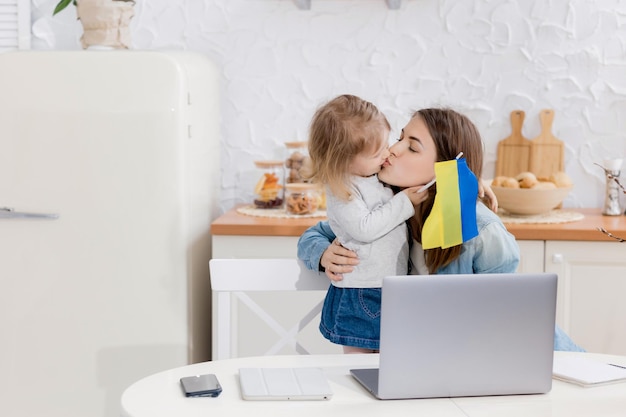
(379, 116, 437, 188)
(349, 133, 391, 178)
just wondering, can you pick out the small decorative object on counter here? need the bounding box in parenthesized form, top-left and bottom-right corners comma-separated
(253, 160, 284, 209)
(600, 159, 623, 216)
(284, 141, 310, 183)
(54, 0, 136, 50)
(285, 183, 320, 215)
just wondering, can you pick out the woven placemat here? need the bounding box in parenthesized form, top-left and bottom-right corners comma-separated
(237, 205, 327, 219)
(497, 209, 585, 224)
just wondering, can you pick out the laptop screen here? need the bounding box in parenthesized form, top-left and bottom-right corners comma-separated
(354, 273, 557, 400)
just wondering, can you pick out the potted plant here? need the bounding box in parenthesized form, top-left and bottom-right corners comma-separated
(53, 0, 135, 50)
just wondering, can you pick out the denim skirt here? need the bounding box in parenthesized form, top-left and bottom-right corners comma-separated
(319, 284, 381, 350)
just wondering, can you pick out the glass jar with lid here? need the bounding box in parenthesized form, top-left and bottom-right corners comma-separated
(253, 160, 284, 209)
(285, 183, 321, 215)
(284, 141, 310, 184)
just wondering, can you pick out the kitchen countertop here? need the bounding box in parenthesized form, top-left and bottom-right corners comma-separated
(211, 205, 323, 237)
(501, 208, 626, 241)
(211, 206, 626, 242)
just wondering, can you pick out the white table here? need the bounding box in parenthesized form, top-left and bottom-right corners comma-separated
(121, 352, 626, 417)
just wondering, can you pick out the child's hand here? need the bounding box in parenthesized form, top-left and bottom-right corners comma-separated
(479, 179, 498, 212)
(402, 186, 429, 206)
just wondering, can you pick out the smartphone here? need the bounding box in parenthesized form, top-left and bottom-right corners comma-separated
(180, 374, 222, 397)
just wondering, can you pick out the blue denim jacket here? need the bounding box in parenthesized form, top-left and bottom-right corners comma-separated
(297, 202, 585, 352)
(432, 203, 520, 274)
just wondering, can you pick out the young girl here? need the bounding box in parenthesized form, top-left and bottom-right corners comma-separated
(306, 94, 425, 353)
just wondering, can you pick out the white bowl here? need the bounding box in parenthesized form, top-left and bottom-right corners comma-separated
(492, 186, 572, 215)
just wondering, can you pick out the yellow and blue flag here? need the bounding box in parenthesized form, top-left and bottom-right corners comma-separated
(422, 157, 479, 249)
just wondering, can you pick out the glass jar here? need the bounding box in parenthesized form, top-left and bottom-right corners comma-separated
(253, 160, 284, 209)
(285, 183, 321, 215)
(284, 141, 310, 184)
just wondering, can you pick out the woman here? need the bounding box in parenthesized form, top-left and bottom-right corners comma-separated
(298, 107, 584, 352)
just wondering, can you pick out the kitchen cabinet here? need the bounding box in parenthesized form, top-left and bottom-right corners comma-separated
(515, 239, 626, 355)
(212, 235, 299, 258)
(546, 241, 626, 355)
(505, 212, 626, 355)
(211, 207, 626, 357)
(516, 240, 545, 273)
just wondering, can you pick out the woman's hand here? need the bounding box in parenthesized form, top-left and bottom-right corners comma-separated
(320, 239, 359, 281)
(479, 179, 498, 212)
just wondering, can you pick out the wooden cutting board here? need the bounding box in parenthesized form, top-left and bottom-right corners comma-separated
(495, 110, 530, 178)
(529, 109, 564, 179)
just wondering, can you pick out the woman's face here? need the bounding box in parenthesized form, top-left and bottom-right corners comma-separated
(379, 115, 437, 188)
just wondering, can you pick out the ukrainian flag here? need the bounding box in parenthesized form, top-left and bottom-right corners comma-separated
(422, 157, 479, 249)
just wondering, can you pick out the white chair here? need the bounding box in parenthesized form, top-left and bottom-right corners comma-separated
(209, 258, 336, 360)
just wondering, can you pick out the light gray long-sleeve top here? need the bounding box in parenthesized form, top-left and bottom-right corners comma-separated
(326, 175, 415, 288)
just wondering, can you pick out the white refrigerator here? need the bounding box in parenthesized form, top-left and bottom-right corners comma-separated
(0, 51, 220, 417)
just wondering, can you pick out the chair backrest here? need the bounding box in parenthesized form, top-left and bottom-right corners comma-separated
(209, 258, 334, 360)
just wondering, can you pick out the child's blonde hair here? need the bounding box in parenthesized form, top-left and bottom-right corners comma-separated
(306, 94, 391, 200)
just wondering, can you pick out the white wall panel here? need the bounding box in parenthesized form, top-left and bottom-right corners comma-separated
(30, 0, 626, 213)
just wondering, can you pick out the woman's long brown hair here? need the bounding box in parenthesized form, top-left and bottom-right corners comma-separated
(408, 108, 484, 273)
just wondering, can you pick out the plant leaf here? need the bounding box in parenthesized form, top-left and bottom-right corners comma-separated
(53, 0, 74, 16)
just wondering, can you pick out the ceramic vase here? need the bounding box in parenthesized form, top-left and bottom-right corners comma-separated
(76, 0, 135, 50)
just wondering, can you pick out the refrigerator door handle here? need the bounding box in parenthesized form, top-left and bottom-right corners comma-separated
(0, 207, 59, 220)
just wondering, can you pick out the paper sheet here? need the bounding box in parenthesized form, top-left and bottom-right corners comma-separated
(553, 356, 626, 387)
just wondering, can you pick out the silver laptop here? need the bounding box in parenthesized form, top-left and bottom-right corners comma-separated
(351, 273, 557, 400)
